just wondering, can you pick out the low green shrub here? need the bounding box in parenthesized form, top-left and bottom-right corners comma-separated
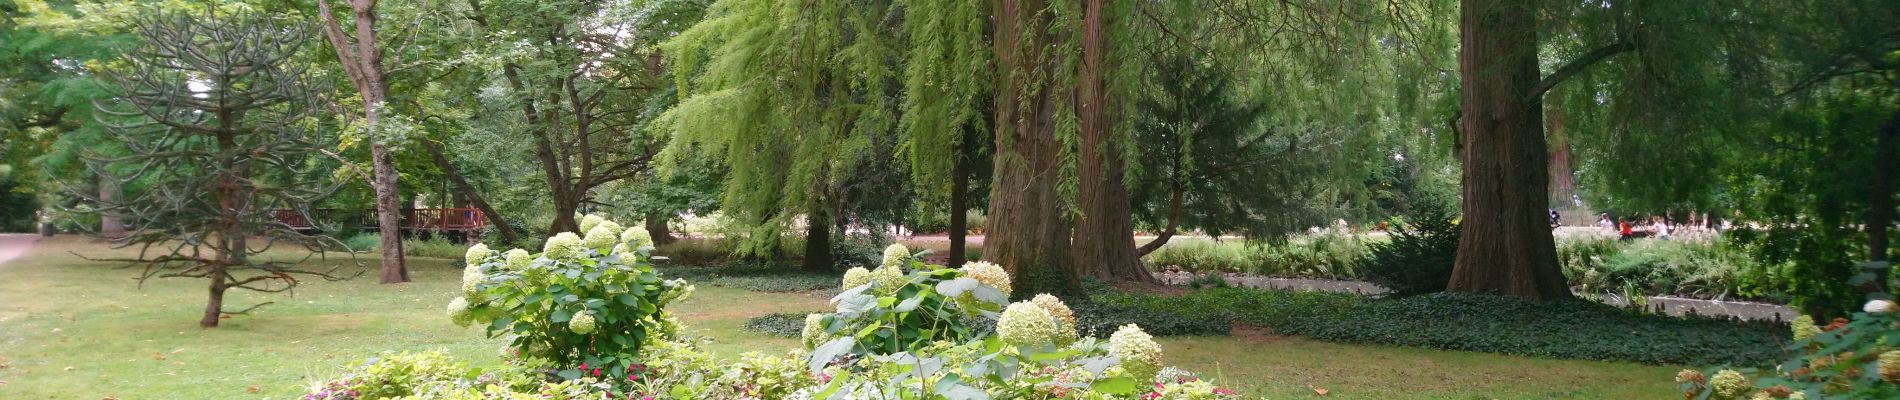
(742, 312, 810, 337)
(1359, 209, 1459, 297)
(654, 263, 840, 292)
(339, 232, 381, 253)
(1091, 287, 1787, 366)
(651, 238, 730, 265)
(312, 242, 1243, 399)
(1142, 234, 1373, 279)
(404, 237, 469, 259)
(456, 215, 689, 381)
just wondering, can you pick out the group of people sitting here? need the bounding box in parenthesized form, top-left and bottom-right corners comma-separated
(1592, 212, 1725, 240)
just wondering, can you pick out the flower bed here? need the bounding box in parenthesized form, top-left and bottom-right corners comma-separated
(306, 219, 1240, 399)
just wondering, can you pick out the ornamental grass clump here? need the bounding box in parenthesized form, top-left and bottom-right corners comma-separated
(450, 216, 690, 382)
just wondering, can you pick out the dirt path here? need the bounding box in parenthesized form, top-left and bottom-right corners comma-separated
(0, 234, 37, 267)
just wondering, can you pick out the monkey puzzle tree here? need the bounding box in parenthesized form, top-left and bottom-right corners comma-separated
(81, 9, 354, 327)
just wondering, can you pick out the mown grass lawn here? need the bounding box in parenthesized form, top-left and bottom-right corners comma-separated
(1, 236, 1680, 399)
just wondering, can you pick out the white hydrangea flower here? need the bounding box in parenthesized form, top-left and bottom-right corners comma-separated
(621, 226, 653, 248)
(594, 220, 623, 239)
(881, 243, 909, 267)
(578, 214, 605, 233)
(842, 267, 873, 288)
(1030, 294, 1078, 344)
(1110, 324, 1162, 382)
(504, 248, 532, 270)
(871, 265, 907, 295)
(800, 313, 829, 349)
(661, 279, 695, 303)
(1790, 315, 1820, 341)
(583, 225, 618, 250)
(959, 261, 1012, 297)
(447, 297, 471, 327)
(1866, 299, 1898, 315)
(461, 267, 487, 302)
(1710, 369, 1749, 398)
(996, 301, 1058, 347)
(569, 310, 597, 334)
(464, 243, 493, 266)
(543, 232, 582, 260)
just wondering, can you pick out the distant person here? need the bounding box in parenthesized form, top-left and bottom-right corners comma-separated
(1651, 216, 1671, 239)
(1549, 209, 1561, 228)
(1618, 219, 1633, 240)
(1572, 194, 1582, 208)
(1597, 213, 1615, 232)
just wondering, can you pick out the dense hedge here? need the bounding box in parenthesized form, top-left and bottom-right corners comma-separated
(1087, 288, 1789, 366)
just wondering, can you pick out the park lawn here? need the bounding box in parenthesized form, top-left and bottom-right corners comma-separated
(1, 236, 1680, 399)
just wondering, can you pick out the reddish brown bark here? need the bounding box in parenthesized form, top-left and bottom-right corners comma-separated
(988, 0, 1080, 297)
(1546, 110, 1576, 207)
(948, 150, 970, 267)
(1071, 0, 1154, 283)
(1445, 0, 1571, 301)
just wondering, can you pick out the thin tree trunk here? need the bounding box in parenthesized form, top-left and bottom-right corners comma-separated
(201, 265, 226, 328)
(318, 0, 406, 283)
(421, 140, 518, 243)
(803, 208, 833, 272)
(1866, 109, 1900, 292)
(1445, 0, 1571, 301)
(1071, 0, 1154, 284)
(948, 150, 970, 267)
(1136, 182, 1184, 256)
(99, 175, 127, 239)
(989, 0, 1080, 298)
(645, 212, 675, 246)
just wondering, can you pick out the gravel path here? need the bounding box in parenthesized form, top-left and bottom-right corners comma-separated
(0, 234, 35, 267)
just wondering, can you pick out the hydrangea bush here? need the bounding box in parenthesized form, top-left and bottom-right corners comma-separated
(311, 239, 1241, 399)
(453, 215, 691, 382)
(1674, 298, 1900, 399)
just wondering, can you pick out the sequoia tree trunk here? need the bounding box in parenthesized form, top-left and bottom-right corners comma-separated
(1071, 0, 1154, 283)
(988, 0, 1081, 298)
(1547, 110, 1576, 208)
(1445, 0, 1571, 301)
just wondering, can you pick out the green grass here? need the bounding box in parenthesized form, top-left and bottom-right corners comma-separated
(0, 236, 1682, 399)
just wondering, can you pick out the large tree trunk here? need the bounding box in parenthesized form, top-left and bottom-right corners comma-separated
(802, 208, 833, 272)
(948, 150, 970, 268)
(1546, 110, 1576, 208)
(549, 196, 580, 234)
(1445, 0, 1571, 301)
(1070, 0, 1154, 284)
(99, 175, 127, 239)
(422, 140, 519, 244)
(988, 0, 1080, 298)
(645, 212, 676, 246)
(1866, 109, 1900, 292)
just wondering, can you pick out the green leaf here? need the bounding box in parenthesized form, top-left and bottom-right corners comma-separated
(1089, 377, 1138, 394)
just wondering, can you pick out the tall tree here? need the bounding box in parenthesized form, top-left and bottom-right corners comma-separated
(85, 9, 353, 327)
(1445, 0, 1570, 300)
(315, 0, 408, 284)
(660, 0, 899, 272)
(986, 0, 1083, 296)
(1069, 0, 1152, 283)
(463, 0, 682, 235)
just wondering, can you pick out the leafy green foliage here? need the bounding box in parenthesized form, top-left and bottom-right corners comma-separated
(1359, 208, 1460, 297)
(1142, 235, 1372, 278)
(1677, 306, 1900, 399)
(459, 222, 691, 381)
(806, 252, 1006, 357)
(653, 263, 839, 293)
(1093, 288, 1787, 366)
(740, 312, 809, 338)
